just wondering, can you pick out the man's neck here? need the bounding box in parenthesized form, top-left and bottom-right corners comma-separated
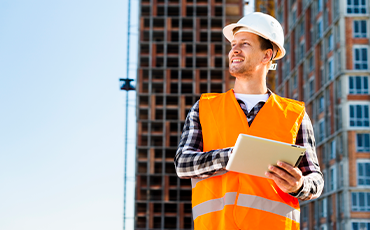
(233, 77, 268, 94)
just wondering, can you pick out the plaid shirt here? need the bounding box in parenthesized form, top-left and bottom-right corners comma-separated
(174, 96, 324, 201)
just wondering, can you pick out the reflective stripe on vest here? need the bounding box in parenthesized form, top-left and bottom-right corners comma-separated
(193, 192, 300, 223)
(237, 194, 300, 223)
(193, 192, 237, 220)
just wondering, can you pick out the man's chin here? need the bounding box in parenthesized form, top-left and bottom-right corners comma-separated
(229, 69, 245, 76)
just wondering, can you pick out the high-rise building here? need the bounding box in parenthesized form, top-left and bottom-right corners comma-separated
(274, 1, 370, 230)
(135, 0, 243, 229)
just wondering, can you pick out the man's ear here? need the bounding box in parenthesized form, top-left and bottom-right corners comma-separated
(262, 49, 273, 64)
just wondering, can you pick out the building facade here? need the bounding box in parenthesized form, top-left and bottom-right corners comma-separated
(135, 0, 243, 229)
(274, 0, 370, 229)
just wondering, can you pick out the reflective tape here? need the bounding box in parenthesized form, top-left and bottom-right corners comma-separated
(191, 171, 227, 189)
(192, 192, 300, 223)
(237, 194, 300, 223)
(192, 192, 237, 220)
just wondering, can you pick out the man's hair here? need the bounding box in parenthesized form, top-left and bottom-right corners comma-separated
(257, 36, 273, 53)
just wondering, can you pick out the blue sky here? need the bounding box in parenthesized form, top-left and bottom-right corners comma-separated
(0, 0, 138, 229)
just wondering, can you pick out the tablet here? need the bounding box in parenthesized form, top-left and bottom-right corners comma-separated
(226, 134, 306, 178)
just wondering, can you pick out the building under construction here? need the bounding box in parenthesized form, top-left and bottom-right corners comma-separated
(274, 0, 370, 229)
(135, 0, 243, 229)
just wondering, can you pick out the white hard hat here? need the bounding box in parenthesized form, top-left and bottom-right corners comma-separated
(223, 12, 286, 61)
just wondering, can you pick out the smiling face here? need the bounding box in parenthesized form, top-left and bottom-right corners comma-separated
(228, 32, 271, 78)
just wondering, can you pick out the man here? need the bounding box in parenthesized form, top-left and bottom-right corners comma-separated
(174, 12, 324, 230)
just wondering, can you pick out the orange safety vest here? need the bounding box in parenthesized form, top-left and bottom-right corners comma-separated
(192, 89, 305, 230)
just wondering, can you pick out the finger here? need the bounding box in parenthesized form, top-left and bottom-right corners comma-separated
(265, 171, 290, 191)
(266, 170, 302, 194)
(277, 161, 302, 178)
(268, 165, 296, 186)
(272, 163, 304, 190)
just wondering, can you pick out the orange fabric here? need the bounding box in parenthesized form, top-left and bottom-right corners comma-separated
(233, 208, 300, 230)
(192, 171, 239, 207)
(193, 206, 239, 230)
(194, 207, 299, 230)
(193, 89, 305, 230)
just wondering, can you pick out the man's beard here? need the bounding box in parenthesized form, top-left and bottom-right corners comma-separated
(229, 63, 251, 77)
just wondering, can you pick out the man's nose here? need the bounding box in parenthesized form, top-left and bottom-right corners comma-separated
(231, 47, 241, 54)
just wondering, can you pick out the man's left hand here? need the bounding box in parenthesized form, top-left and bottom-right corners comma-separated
(265, 161, 303, 194)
